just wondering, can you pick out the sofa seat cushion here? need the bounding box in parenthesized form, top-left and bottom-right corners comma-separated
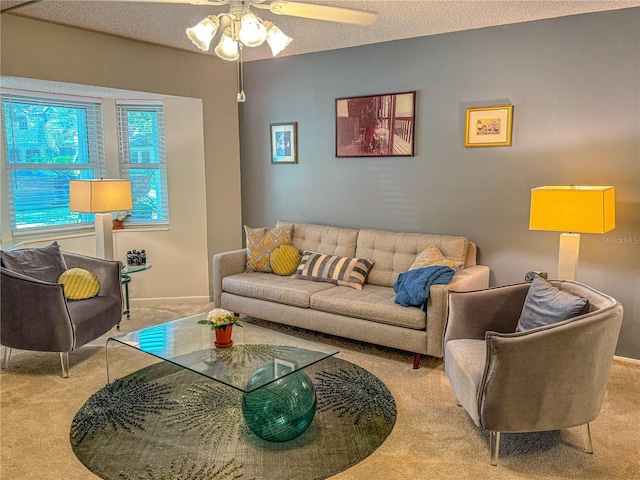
(223, 273, 335, 308)
(310, 284, 427, 329)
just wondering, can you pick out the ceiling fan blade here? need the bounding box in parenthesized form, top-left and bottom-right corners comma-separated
(266, 1, 377, 25)
(114, 0, 228, 5)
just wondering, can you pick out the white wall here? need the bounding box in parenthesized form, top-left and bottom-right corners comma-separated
(1, 14, 244, 301)
(1, 90, 210, 304)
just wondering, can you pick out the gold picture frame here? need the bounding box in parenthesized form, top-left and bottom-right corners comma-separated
(270, 122, 298, 164)
(465, 105, 514, 147)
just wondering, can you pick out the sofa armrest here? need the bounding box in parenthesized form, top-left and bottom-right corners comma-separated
(212, 249, 247, 307)
(0, 267, 74, 352)
(443, 282, 530, 346)
(425, 264, 490, 357)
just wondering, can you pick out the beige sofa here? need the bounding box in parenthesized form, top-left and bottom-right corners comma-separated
(213, 221, 490, 367)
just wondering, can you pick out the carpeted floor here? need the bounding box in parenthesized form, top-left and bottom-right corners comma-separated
(2, 302, 640, 479)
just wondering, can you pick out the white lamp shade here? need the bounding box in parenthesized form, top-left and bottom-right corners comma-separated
(238, 12, 267, 47)
(69, 179, 133, 213)
(215, 32, 239, 61)
(186, 16, 219, 52)
(266, 24, 292, 56)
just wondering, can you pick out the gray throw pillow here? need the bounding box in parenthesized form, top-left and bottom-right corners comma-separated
(0, 241, 68, 283)
(515, 277, 589, 332)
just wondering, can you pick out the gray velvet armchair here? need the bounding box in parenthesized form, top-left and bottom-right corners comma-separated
(443, 280, 623, 465)
(1, 251, 123, 377)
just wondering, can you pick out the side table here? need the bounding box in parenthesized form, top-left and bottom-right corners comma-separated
(121, 264, 152, 319)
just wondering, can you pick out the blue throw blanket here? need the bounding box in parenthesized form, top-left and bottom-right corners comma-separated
(394, 266, 455, 310)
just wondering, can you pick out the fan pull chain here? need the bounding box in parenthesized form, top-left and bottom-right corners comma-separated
(236, 44, 246, 103)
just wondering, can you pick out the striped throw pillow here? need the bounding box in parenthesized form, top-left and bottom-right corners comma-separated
(57, 268, 100, 300)
(245, 225, 293, 273)
(293, 251, 374, 290)
(270, 244, 301, 276)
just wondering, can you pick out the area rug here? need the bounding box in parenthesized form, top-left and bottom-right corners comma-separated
(70, 352, 396, 480)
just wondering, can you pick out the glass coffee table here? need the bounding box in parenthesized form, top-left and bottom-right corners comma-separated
(106, 313, 339, 442)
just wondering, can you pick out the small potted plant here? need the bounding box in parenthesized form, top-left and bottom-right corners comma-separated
(198, 308, 244, 349)
(112, 211, 131, 230)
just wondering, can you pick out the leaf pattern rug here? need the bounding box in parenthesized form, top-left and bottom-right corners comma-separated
(70, 352, 396, 480)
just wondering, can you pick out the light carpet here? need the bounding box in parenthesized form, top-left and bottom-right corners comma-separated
(1, 302, 639, 479)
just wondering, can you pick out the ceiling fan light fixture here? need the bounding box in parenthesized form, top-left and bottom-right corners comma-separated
(264, 21, 292, 56)
(238, 12, 267, 47)
(214, 30, 240, 61)
(186, 16, 219, 52)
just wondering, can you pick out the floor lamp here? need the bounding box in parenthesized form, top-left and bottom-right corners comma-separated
(529, 186, 615, 281)
(69, 179, 133, 261)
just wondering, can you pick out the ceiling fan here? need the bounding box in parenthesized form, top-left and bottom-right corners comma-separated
(118, 0, 379, 101)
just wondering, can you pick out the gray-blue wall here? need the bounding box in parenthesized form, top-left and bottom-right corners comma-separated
(239, 8, 640, 359)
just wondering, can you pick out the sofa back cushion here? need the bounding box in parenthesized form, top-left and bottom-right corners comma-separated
(356, 229, 469, 288)
(277, 221, 358, 258)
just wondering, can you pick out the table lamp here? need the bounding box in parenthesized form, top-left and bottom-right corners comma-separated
(529, 186, 615, 281)
(69, 179, 133, 260)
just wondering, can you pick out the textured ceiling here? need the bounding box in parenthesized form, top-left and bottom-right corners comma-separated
(2, 0, 640, 62)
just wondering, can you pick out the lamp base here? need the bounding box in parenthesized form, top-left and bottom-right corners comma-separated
(95, 213, 114, 260)
(558, 233, 580, 281)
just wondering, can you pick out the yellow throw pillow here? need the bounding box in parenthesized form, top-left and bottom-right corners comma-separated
(57, 268, 100, 300)
(270, 244, 301, 276)
(409, 244, 463, 271)
(244, 225, 293, 273)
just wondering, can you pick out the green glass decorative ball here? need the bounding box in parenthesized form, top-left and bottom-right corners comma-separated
(242, 366, 316, 442)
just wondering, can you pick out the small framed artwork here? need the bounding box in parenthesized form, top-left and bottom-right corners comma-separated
(273, 358, 297, 378)
(465, 105, 514, 147)
(270, 122, 298, 164)
(335, 91, 416, 157)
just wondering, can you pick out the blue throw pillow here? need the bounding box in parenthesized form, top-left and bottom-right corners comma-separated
(515, 277, 589, 332)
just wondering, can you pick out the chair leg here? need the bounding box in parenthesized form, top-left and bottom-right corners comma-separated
(1, 347, 11, 369)
(582, 423, 593, 454)
(490, 431, 500, 466)
(60, 352, 70, 378)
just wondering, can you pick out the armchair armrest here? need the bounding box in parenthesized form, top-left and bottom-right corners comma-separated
(425, 265, 490, 358)
(480, 304, 623, 432)
(212, 249, 247, 307)
(444, 283, 530, 345)
(62, 252, 122, 301)
(0, 268, 74, 352)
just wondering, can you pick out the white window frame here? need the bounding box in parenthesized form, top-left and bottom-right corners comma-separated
(116, 100, 169, 227)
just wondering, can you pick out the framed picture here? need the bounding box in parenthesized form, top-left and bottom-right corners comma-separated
(273, 358, 297, 378)
(270, 122, 298, 164)
(335, 91, 416, 157)
(465, 105, 514, 147)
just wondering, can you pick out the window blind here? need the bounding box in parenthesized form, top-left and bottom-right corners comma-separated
(1, 92, 105, 235)
(116, 103, 169, 226)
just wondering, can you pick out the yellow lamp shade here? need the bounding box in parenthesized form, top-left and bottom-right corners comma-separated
(69, 179, 133, 213)
(529, 186, 615, 234)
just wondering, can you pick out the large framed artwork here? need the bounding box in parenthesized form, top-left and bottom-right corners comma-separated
(270, 122, 298, 164)
(335, 91, 416, 157)
(465, 105, 514, 147)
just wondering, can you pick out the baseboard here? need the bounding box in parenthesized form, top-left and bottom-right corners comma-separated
(129, 296, 212, 307)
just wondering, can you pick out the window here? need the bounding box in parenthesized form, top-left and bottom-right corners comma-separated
(117, 102, 169, 225)
(1, 92, 105, 235)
